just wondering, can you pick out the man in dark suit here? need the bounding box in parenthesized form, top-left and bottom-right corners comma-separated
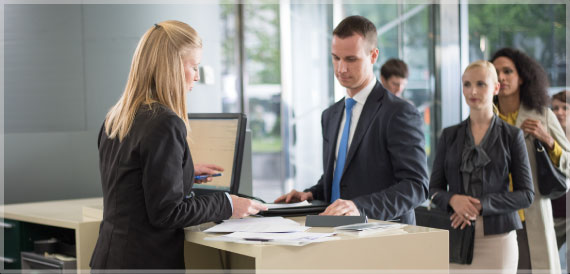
(275, 15, 428, 224)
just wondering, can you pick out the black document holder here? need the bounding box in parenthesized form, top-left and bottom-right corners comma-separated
(258, 200, 328, 217)
(415, 206, 475, 264)
(305, 215, 367, 227)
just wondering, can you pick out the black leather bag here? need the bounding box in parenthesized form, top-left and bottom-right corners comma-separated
(534, 139, 568, 199)
(415, 206, 475, 264)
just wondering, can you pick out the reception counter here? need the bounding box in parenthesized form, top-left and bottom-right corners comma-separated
(2, 198, 449, 272)
(184, 216, 449, 271)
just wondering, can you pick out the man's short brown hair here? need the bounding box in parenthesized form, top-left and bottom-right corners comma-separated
(380, 58, 409, 79)
(333, 15, 377, 50)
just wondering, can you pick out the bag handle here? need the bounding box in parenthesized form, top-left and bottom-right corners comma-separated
(427, 192, 438, 210)
(535, 139, 545, 153)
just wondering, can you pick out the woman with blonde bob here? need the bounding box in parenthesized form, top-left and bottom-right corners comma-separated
(90, 20, 266, 270)
(429, 60, 534, 272)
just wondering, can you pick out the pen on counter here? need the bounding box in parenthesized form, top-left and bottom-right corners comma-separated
(194, 173, 222, 180)
(243, 238, 271, 242)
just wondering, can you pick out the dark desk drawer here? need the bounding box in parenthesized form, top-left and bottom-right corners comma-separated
(2, 219, 22, 269)
(2, 219, 76, 269)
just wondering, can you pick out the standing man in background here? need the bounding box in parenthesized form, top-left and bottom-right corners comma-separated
(275, 16, 428, 224)
(380, 58, 409, 98)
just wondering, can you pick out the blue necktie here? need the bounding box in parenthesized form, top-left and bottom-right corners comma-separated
(331, 98, 357, 202)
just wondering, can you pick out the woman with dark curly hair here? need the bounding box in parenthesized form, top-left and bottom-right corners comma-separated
(491, 47, 570, 273)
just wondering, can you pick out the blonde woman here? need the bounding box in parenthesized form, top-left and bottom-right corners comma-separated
(492, 48, 569, 273)
(90, 20, 266, 269)
(429, 61, 534, 272)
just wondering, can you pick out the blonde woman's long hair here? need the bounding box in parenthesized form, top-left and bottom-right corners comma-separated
(104, 20, 201, 142)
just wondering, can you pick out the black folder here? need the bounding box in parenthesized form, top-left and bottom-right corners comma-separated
(258, 200, 329, 217)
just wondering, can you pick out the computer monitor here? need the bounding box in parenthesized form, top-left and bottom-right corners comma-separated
(187, 113, 246, 195)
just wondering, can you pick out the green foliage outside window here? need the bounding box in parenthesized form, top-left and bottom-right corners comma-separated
(469, 4, 566, 87)
(245, 3, 281, 85)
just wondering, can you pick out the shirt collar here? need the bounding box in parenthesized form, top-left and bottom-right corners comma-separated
(346, 77, 377, 105)
(494, 104, 519, 124)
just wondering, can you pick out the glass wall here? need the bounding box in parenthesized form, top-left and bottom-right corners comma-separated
(243, 3, 283, 200)
(243, 4, 282, 152)
(286, 4, 334, 193)
(220, 4, 240, 113)
(344, 3, 438, 166)
(220, 3, 334, 200)
(221, 3, 285, 201)
(468, 4, 566, 93)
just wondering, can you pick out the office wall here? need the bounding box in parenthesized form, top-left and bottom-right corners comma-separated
(4, 4, 223, 204)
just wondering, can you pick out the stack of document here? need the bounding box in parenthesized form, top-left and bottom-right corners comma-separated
(205, 231, 336, 246)
(203, 216, 337, 245)
(334, 222, 405, 236)
(204, 216, 308, 233)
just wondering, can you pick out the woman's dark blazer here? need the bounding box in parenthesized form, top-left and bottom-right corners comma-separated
(429, 117, 534, 235)
(90, 104, 232, 269)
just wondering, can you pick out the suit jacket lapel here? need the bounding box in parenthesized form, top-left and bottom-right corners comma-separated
(325, 100, 345, 180)
(344, 81, 384, 172)
(483, 116, 501, 152)
(455, 120, 467, 193)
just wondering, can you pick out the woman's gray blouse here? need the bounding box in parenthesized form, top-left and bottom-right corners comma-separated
(460, 115, 497, 198)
